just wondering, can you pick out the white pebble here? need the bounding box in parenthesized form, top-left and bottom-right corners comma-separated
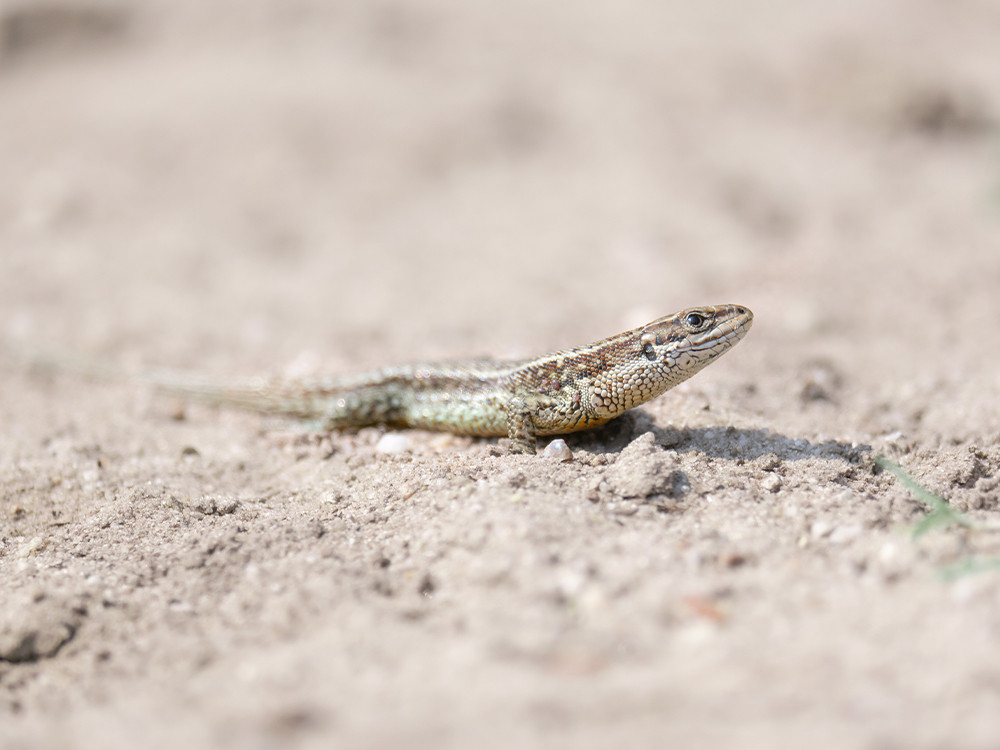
(829, 524, 862, 545)
(810, 521, 833, 539)
(375, 433, 411, 454)
(542, 439, 573, 462)
(18, 536, 46, 558)
(761, 474, 782, 493)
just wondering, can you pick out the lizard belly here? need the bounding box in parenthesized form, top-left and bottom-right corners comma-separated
(401, 387, 508, 436)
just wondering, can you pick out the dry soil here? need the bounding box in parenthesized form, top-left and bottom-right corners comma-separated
(2, 1, 1000, 748)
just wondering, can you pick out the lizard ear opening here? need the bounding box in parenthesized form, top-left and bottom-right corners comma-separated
(639, 332, 658, 361)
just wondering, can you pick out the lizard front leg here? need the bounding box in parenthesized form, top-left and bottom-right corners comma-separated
(505, 395, 539, 454)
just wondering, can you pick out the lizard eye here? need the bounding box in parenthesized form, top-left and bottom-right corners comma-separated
(685, 312, 708, 328)
(642, 343, 656, 360)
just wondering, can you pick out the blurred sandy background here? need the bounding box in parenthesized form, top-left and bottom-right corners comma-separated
(2, 1, 1000, 748)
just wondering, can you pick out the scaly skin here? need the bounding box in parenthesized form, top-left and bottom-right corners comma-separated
(145, 304, 753, 454)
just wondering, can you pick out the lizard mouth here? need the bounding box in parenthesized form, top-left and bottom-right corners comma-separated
(686, 307, 754, 354)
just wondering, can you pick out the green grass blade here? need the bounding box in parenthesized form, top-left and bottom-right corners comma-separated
(875, 455, 975, 539)
(939, 556, 1000, 581)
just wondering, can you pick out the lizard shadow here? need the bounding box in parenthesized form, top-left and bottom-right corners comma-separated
(562, 410, 871, 463)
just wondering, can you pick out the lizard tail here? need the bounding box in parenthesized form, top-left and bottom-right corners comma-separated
(9, 345, 325, 420)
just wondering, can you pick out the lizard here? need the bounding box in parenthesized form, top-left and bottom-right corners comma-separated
(23, 304, 753, 454)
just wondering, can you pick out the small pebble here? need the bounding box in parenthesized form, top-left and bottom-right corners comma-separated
(18, 536, 46, 558)
(375, 434, 411, 455)
(542, 439, 573, 462)
(829, 524, 862, 545)
(810, 521, 833, 540)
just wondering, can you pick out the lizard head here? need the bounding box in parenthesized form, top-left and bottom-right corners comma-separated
(638, 304, 753, 376)
(586, 303, 754, 419)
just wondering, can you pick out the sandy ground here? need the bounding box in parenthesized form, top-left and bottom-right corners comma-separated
(2, 0, 1000, 747)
